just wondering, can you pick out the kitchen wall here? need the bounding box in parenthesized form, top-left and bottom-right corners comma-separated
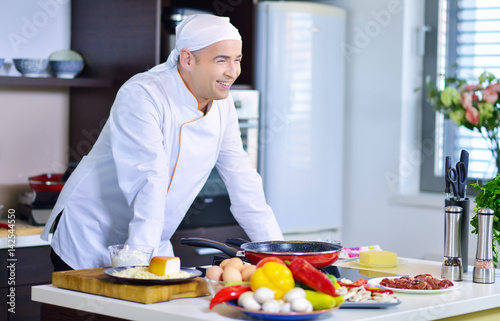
(0, 0, 71, 212)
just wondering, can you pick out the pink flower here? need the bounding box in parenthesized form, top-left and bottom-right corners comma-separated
(473, 93, 479, 101)
(461, 91, 473, 109)
(464, 84, 480, 91)
(483, 87, 498, 103)
(489, 83, 500, 93)
(465, 106, 480, 125)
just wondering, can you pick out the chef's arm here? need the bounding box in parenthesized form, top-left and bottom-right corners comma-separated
(109, 81, 168, 252)
(215, 104, 283, 242)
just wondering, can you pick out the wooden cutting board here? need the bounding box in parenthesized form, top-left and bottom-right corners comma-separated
(52, 267, 210, 304)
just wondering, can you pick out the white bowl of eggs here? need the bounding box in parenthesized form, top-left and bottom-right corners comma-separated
(204, 257, 256, 297)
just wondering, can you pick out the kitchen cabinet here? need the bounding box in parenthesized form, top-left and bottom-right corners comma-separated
(0, 245, 52, 321)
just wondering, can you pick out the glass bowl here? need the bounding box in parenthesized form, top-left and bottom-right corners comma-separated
(108, 244, 154, 268)
(204, 278, 228, 297)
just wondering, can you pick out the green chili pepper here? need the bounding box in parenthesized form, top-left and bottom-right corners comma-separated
(305, 290, 342, 310)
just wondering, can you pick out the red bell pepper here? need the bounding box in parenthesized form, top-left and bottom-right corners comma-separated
(287, 258, 339, 297)
(365, 286, 394, 295)
(338, 278, 368, 288)
(209, 284, 251, 310)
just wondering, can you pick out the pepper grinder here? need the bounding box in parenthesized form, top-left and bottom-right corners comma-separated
(441, 205, 463, 281)
(473, 208, 495, 284)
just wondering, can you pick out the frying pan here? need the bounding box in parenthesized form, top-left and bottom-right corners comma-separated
(179, 237, 342, 268)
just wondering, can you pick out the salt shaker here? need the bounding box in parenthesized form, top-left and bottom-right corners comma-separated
(441, 206, 463, 281)
(473, 208, 495, 284)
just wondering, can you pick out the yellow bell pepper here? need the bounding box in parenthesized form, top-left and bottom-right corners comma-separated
(250, 262, 295, 299)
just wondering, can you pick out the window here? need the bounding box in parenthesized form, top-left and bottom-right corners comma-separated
(420, 0, 500, 194)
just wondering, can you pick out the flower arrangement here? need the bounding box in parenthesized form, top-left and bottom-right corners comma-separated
(427, 71, 500, 173)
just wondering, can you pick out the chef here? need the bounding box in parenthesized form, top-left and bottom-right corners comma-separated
(41, 14, 283, 271)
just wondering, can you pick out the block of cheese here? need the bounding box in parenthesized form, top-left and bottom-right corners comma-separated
(148, 256, 181, 276)
(359, 251, 397, 265)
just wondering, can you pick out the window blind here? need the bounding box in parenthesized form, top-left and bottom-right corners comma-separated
(439, 0, 500, 179)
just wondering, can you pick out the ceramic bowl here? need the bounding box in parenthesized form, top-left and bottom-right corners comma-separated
(48, 50, 85, 79)
(108, 244, 154, 268)
(13, 58, 49, 77)
(49, 49, 84, 61)
(49, 60, 84, 78)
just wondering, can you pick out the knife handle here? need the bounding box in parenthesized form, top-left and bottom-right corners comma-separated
(444, 156, 451, 194)
(460, 150, 469, 179)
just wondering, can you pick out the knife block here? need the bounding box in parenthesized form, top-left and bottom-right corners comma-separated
(445, 198, 470, 272)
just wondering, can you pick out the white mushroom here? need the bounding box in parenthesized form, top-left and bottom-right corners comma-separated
(280, 302, 292, 312)
(290, 297, 313, 312)
(254, 287, 275, 304)
(262, 299, 281, 313)
(238, 291, 261, 310)
(283, 287, 306, 302)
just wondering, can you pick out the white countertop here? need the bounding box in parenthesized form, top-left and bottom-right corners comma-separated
(31, 258, 500, 321)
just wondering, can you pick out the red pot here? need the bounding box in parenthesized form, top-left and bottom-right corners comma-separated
(29, 173, 64, 193)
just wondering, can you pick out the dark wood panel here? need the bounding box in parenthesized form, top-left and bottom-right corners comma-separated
(0, 246, 52, 289)
(8, 285, 41, 321)
(69, 0, 160, 162)
(0, 246, 52, 321)
(71, 0, 160, 82)
(13, 246, 53, 286)
(1, 288, 8, 321)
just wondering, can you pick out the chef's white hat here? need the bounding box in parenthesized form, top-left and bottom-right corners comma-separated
(165, 14, 241, 69)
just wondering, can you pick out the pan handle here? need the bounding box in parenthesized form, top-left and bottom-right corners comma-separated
(225, 238, 250, 247)
(179, 237, 240, 257)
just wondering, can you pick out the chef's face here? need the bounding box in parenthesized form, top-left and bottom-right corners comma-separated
(189, 40, 242, 104)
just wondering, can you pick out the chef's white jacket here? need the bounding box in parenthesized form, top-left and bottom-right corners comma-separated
(41, 64, 283, 269)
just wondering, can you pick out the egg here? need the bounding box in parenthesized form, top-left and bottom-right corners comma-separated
(224, 257, 244, 271)
(219, 258, 231, 269)
(205, 265, 224, 281)
(241, 264, 257, 281)
(222, 266, 243, 282)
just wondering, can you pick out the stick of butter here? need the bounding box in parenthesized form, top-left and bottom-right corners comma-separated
(359, 251, 397, 265)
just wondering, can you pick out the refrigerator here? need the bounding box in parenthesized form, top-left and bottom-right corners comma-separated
(255, 1, 346, 234)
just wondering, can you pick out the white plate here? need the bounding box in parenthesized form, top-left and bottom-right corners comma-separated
(103, 266, 202, 285)
(367, 277, 462, 294)
(353, 258, 408, 268)
(341, 300, 401, 308)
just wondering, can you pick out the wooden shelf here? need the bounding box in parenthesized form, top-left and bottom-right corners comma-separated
(0, 76, 113, 88)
